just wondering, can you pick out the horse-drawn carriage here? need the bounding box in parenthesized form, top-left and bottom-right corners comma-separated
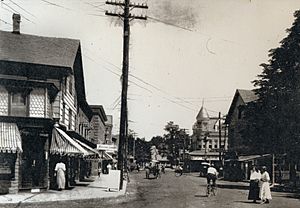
(145, 162, 160, 179)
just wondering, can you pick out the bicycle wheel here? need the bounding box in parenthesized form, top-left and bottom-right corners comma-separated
(206, 185, 211, 197)
(212, 186, 217, 196)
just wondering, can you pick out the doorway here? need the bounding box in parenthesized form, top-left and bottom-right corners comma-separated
(20, 133, 47, 189)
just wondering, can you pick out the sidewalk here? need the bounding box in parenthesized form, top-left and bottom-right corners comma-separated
(0, 174, 128, 205)
(189, 172, 300, 193)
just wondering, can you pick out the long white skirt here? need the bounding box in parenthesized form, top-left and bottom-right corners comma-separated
(56, 169, 66, 189)
(260, 182, 272, 200)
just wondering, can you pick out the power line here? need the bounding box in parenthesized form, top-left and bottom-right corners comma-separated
(0, 18, 12, 25)
(40, 0, 71, 10)
(84, 1, 106, 11)
(148, 15, 238, 45)
(1, 1, 34, 23)
(83, 48, 199, 111)
(147, 16, 192, 32)
(8, 0, 36, 17)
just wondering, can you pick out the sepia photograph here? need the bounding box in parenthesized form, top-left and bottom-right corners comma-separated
(0, 0, 300, 207)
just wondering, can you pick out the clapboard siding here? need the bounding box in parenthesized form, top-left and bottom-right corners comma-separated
(58, 75, 77, 131)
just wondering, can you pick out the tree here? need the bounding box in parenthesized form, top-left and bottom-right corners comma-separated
(134, 138, 151, 164)
(127, 130, 151, 164)
(242, 10, 300, 159)
(164, 121, 189, 165)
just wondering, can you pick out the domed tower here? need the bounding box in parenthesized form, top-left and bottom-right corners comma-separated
(192, 106, 210, 150)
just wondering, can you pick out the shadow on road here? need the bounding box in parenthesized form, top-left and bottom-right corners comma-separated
(194, 194, 207, 198)
(276, 193, 300, 200)
(217, 184, 249, 190)
(234, 201, 260, 204)
(143, 178, 159, 180)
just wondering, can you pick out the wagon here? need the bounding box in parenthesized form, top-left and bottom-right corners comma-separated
(145, 165, 159, 179)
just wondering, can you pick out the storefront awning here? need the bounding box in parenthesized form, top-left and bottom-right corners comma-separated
(0, 122, 22, 153)
(99, 151, 114, 160)
(50, 128, 89, 156)
(74, 138, 100, 159)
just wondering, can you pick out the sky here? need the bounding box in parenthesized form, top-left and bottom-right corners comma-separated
(1, 0, 300, 140)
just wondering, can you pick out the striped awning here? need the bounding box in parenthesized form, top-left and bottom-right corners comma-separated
(102, 151, 114, 160)
(50, 128, 89, 156)
(0, 122, 22, 153)
(74, 138, 100, 159)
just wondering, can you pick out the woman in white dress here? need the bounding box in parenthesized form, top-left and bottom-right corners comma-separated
(55, 161, 66, 191)
(260, 166, 272, 204)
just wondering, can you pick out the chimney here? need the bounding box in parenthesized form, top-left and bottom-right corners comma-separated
(12, 13, 21, 34)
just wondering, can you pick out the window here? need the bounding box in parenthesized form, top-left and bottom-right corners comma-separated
(10, 92, 27, 116)
(238, 105, 244, 119)
(214, 144, 218, 148)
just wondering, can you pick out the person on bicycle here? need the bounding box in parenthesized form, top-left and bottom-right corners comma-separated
(207, 164, 218, 188)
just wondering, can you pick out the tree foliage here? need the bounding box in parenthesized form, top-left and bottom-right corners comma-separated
(241, 10, 300, 158)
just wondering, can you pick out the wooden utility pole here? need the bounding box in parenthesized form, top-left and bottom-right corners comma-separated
(218, 112, 222, 162)
(105, 0, 148, 190)
(181, 129, 189, 172)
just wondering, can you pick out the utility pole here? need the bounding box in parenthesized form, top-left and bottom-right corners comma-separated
(132, 132, 137, 159)
(181, 129, 189, 172)
(105, 0, 148, 190)
(218, 112, 222, 162)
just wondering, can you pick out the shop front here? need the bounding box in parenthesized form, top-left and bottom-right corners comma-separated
(0, 122, 22, 194)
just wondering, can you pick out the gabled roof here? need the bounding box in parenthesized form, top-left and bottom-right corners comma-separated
(225, 89, 258, 124)
(0, 30, 89, 109)
(0, 30, 80, 69)
(237, 89, 258, 104)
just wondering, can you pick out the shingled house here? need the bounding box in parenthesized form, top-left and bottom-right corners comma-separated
(0, 14, 99, 193)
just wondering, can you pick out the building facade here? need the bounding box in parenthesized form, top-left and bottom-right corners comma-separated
(90, 105, 107, 145)
(225, 89, 258, 155)
(189, 106, 228, 172)
(0, 15, 99, 193)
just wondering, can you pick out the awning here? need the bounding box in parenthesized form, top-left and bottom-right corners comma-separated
(224, 154, 272, 162)
(0, 122, 22, 153)
(101, 151, 114, 160)
(238, 154, 271, 162)
(74, 138, 100, 159)
(50, 128, 88, 156)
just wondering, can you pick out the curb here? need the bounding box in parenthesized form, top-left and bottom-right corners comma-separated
(0, 179, 138, 208)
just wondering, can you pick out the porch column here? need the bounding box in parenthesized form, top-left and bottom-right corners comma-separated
(9, 153, 20, 194)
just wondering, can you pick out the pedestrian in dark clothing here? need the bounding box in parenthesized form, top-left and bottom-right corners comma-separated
(248, 166, 261, 203)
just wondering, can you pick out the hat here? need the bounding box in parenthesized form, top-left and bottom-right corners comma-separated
(262, 166, 267, 170)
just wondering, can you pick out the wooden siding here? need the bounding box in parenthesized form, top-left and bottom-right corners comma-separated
(58, 75, 76, 131)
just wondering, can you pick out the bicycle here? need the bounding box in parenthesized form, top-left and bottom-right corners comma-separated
(206, 181, 217, 197)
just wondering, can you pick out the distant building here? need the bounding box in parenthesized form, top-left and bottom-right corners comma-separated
(105, 115, 113, 144)
(225, 89, 258, 155)
(189, 106, 228, 172)
(89, 105, 107, 144)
